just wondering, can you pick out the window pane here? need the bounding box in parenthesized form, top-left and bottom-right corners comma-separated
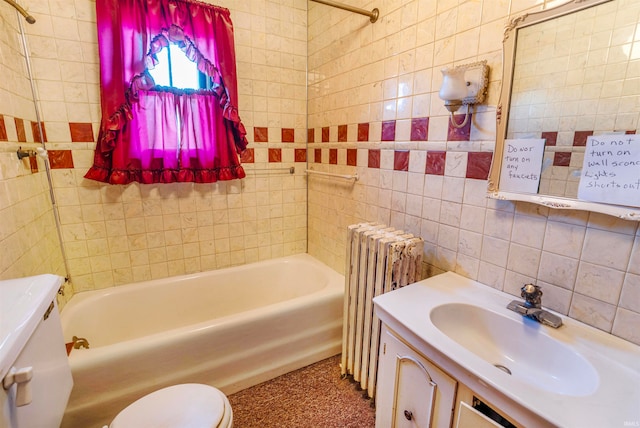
(169, 44, 200, 89)
(149, 48, 170, 86)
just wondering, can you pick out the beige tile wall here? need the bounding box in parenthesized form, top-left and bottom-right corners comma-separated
(307, 0, 640, 345)
(10, 0, 309, 293)
(1, 0, 638, 346)
(0, 153, 66, 280)
(0, 2, 65, 281)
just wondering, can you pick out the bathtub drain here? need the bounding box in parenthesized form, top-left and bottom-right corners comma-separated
(493, 364, 511, 375)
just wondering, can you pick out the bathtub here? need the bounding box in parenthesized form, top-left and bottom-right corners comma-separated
(59, 253, 344, 428)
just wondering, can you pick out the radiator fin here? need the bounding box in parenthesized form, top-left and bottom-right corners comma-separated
(341, 223, 423, 399)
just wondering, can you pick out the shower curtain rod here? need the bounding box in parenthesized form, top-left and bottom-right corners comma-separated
(310, 0, 379, 23)
(2, 0, 35, 23)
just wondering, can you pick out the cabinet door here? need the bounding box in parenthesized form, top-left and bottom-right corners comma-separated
(456, 402, 503, 428)
(376, 326, 457, 428)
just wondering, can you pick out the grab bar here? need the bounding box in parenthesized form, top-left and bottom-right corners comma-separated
(306, 169, 359, 181)
(249, 166, 295, 174)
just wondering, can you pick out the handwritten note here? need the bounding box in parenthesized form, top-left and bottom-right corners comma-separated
(578, 135, 640, 207)
(500, 139, 546, 194)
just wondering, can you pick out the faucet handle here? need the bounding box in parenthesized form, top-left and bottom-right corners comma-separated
(521, 283, 542, 307)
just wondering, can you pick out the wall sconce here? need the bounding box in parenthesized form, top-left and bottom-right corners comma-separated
(438, 60, 489, 128)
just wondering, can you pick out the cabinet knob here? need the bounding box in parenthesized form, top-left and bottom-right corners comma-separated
(404, 410, 413, 421)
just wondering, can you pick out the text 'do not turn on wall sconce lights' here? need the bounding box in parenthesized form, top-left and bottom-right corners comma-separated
(438, 60, 489, 128)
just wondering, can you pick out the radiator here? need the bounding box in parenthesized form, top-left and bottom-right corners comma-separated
(341, 223, 423, 398)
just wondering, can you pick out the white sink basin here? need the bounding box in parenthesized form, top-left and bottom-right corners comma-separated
(429, 302, 598, 396)
(373, 272, 640, 428)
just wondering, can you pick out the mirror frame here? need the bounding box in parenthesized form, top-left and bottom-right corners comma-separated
(488, 0, 640, 220)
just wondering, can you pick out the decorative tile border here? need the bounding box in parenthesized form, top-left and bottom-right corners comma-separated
(69, 123, 94, 142)
(308, 147, 492, 180)
(0, 115, 7, 141)
(8, 116, 634, 181)
(0, 115, 49, 143)
(49, 150, 74, 169)
(426, 151, 446, 175)
(15, 118, 26, 142)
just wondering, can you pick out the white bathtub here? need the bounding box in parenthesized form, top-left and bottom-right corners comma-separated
(60, 254, 344, 428)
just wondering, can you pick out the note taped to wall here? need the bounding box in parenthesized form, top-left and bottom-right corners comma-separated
(499, 139, 545, 194)
(578, 135, 640, 208)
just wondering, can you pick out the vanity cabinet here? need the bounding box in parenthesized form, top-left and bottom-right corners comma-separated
(376, 325, 520, 428)
(375, 325, 457, 428)
(453, 385, 518, 428)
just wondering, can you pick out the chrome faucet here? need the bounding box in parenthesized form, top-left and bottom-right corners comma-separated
(507, 284, 563, 328)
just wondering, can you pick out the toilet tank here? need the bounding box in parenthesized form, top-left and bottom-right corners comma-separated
(0, 275, 73, 428)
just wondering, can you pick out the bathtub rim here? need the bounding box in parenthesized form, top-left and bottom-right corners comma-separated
(63, 252, 341, 306)
(61, 253, 344, 358)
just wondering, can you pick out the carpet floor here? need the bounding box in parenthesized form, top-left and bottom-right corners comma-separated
(228, 354, 376, 428)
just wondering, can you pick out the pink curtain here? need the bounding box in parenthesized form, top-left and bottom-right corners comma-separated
(85, 0, 247, 184)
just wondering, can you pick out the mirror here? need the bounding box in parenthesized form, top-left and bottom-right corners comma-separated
(489, 0, 640, 220)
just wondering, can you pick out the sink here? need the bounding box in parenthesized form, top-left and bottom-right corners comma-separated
(373, 271, 640, 427)
(429, 302, 599, 396)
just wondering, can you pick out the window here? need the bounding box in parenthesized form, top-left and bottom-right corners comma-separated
(86, 0, 248, 185)
(148, 44, 211, 90)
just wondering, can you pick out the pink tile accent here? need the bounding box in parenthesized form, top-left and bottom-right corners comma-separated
(268, 148, 282, 163)
(394, 150, 409, 171)
(554, 152, 571, 166)
(358, 123, 369, 142)
(240, 148, 255, 163)
(295, 148, 306, 162)
(447, 114, 471, 141)
(15, 118, 25, 142)
(254, 127, 268, 143)
(31, 121, 46, 143)
(322, 127, 330, 142)
(426, 151, 446, 175)
(381, 120, 396, 141)
(314, 148, 322, 163)
(541, 131, 557, 146)
(410, 117, 429, 141)
(347, 148, 357, 166)
(466, 152, 493, 180)
(368, 149, 380, 168)
(338, 125, 347, 142)
(308, 128, 315, 143)
(69, 122, 94, 142)
(0, 115, 7, 141)
(573, 131, 593, 146)
(48, 150, 74, 169)
(282, 128, 295, 143)
(329, 148, 338, 165)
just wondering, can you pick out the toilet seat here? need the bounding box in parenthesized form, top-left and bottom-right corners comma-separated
(110, 383, 233, 428)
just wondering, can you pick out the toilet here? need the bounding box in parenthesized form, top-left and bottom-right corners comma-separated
(0, 274, 233, 428)
(108, 383, 233, 428)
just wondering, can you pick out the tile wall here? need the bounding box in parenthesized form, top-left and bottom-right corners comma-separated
(307, 0, 640, 345)
(0, 0, 309, 295)
(1, 0, 638, 346)
(0, 3, 65, 280)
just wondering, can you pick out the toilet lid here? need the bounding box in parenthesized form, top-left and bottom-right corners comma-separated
(110, 384, 227, 428)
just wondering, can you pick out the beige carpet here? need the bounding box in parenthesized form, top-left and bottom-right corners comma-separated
(228, 355, 376, 427)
